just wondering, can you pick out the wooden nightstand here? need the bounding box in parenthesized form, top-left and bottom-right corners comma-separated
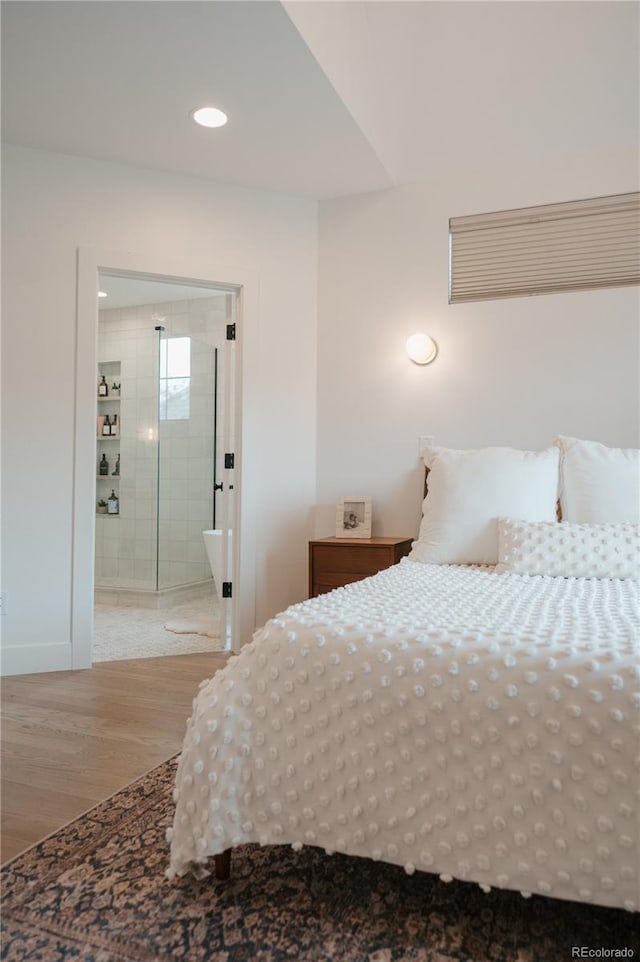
(309, 536, 413, 598)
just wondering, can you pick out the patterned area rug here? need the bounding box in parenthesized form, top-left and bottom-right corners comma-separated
(2, 758, 637, 962)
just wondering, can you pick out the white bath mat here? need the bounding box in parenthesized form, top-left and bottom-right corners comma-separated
(164, 618, 220, 638)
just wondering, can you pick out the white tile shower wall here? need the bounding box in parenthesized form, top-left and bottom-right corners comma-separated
(96, 296, 226, 591)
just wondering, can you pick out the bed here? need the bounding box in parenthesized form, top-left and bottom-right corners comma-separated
(167, 437, 639, 912)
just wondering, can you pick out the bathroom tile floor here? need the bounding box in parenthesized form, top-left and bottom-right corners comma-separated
(93, 595, 224, 662)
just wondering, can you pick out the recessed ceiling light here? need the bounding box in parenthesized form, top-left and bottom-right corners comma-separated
(98, 291, 108, 298)
(191, 106, 228, 128)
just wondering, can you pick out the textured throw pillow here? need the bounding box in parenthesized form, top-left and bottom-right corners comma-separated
(409, 446, 560, 565)
(496, 518, 640, 579)
(555, 436, 640, 523)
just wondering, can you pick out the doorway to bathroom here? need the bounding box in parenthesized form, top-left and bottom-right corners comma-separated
(92, 272, 237, 663)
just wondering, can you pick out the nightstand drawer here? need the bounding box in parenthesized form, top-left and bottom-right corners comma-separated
(308, 537, 413, 598)
(312, 544, 387, 576)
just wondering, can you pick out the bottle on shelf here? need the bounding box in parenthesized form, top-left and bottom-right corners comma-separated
(98, 375, 108, 397)
(113, 454, 120, 476)
(111, 414, 119, 437)
(102, 415, 111, 436)
(99, 453, 109, 476)
(107, 489, 119, 515)
(111, 381, 121, 397)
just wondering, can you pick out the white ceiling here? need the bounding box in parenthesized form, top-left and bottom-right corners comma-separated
(0, 1, 391, 198)
(286, 1, 639, 185)
(2, 1, 637, 200)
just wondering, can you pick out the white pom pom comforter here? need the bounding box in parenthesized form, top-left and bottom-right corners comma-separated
(168, 560, 639, 911)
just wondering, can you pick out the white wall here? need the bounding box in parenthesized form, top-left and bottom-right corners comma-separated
(317, 147, 640, 541)
(1, 144, 317, 674)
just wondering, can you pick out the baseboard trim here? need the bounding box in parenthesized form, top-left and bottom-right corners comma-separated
(1, 641, 73, 677)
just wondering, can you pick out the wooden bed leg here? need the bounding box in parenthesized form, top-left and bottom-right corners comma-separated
(214, 849, 231, 881)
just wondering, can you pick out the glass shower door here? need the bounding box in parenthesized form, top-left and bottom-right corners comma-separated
(156, 326, 235, 650)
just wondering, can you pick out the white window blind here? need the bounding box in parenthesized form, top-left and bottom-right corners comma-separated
(449, 192, 640, 303)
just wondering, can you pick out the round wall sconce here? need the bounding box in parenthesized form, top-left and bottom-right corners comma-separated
(191, 106, 228, 128)
(406, 333, 438, 365)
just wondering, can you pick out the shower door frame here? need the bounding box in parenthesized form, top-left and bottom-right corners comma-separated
(72, 247, 259, 668)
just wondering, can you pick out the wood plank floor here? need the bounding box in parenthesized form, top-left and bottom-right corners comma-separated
(0, 651, 228, 863)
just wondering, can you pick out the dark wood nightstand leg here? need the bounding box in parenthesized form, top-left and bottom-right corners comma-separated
(214, 849, 231, 880)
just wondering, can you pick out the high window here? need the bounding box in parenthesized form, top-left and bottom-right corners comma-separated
(159, 336, 191, 420)
(449, 192, 640, 303)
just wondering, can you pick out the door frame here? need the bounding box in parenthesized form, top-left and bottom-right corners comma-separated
(72, 247, 259, 667)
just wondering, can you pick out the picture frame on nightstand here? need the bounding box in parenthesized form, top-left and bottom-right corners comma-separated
(335, 496, 372, 539)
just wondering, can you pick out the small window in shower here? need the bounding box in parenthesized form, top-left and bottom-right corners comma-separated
(159, 336, 191, 420)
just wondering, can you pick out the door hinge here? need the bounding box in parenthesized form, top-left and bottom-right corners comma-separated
(226, 323, 236, 341)
(225, 452, 235, 469)
(222, 582, 233, 599)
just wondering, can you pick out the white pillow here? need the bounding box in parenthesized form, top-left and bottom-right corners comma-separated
(496, 517, 640, 579)
(409, 446, 560, 565)
(555, 436, 640, 523)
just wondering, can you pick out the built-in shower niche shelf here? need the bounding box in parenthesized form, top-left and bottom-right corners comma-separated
(97, 359, 122, 523)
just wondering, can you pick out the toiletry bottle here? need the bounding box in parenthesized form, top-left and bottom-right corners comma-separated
(111, 414, 119, 436)
(112, 381, 120, 397)
(98, 375, 108, 397)
(113, 454, 120, 476)
(108, 489, 119, 515)
(102, 415, 111, 436)
(99, 453, 109, 476)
